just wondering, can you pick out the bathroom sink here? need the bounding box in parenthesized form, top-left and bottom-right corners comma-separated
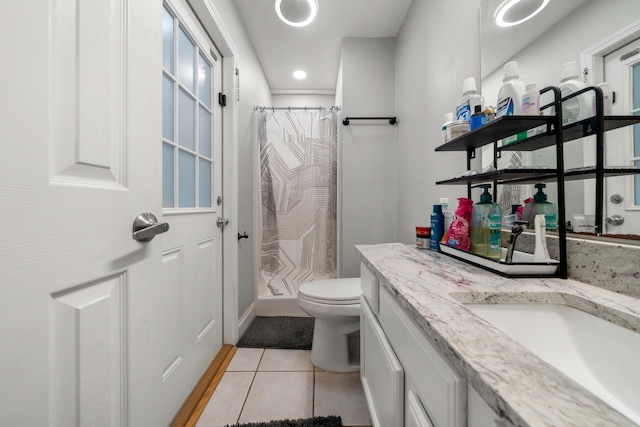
(464, 303, 640, 424)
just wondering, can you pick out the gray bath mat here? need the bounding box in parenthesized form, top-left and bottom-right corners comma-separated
(237, 316, 314, 350)
(227, 415, 342, 427)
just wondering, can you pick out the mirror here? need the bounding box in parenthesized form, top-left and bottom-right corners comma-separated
(480, 0, 640, 238)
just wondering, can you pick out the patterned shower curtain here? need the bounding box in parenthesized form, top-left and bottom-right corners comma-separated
(258, 108, 338, 295)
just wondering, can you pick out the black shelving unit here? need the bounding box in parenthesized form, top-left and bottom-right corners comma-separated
(435, 85, 640, 279)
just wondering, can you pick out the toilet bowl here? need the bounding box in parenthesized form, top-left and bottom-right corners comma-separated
(297, 278, 362, 372)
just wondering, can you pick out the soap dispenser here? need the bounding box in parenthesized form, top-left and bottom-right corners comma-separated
(470, 184, 503, 259)
(522, 183, 558, 231)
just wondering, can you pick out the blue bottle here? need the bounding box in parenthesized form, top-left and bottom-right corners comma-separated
(430, 204, 444, 251)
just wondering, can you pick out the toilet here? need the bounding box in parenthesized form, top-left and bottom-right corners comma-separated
(297, 278, 362, 372)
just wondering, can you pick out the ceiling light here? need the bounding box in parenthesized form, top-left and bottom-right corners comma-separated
(292, 70, 307, 79)
(275, 0, 318, 27)
(495, 0, 550, 28)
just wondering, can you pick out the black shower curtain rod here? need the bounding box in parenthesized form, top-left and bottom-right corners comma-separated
(255, 105, 340, 112)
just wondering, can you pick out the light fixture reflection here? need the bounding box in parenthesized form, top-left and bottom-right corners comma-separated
(495, 0, 550, 28)
(275, 0, 318, 27)
(292, 70, 307, 79)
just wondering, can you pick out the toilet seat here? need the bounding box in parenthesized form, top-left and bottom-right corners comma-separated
(298, 278, 361, 305)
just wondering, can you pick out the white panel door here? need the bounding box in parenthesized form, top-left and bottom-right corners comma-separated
(0, 1, 180, 426)
(159, 1, 224, 421)
(604, 37, 640, 234)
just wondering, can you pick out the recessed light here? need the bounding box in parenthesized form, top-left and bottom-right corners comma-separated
(495, 0, 549, 28)
(292, 70, 307, 79)
(275, 0, 318, 27)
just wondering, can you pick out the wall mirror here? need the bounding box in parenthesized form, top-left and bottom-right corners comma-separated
(480, 0, 640, 241)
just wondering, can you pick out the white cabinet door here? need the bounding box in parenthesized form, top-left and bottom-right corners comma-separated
(360, 297, 404, 427)
(406, 391, 435, 427)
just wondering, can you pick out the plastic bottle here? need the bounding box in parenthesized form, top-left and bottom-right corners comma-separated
(456, 77, 485, 122)
(430, 204, 444, 251)
(440, 197, 454, 235)
(441, 112, 454, 143)
(470, 184, 502, 259)
(522, 183, 558, 231)
(559, 61, 591, 126)
(522, 82, 540, 116)
(496, 61, 526, 118)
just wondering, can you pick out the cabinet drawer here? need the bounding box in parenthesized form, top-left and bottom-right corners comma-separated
(360, 262, 379, 315)
(360, 297, 403, 427)
(379, 287, 465, 427)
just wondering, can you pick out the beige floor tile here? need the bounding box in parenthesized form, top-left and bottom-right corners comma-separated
(238, 371, 313, 424)
(196, 371, 254, 427)
(258, 349, 314, 371)
(314, 371, 371, 427)
(227, 348, 264, 372)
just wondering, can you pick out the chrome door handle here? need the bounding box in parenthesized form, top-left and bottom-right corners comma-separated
(216, 217, 229, 229)
(605, 215, 625, 226)
(132, 213, 169, 242)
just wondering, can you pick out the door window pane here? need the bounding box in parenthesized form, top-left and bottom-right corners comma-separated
(179, 150, 196, 207)
(199, 106, 211, 158)
(163, 143, 175, 208)
(199, 159, 212, 207)
(634, 64, 640, 109)
(198, 53, 212, 109)
(633, 160, 640, 206)
(178, 88, 196, 150)
(162, 8, 174, 74)
(163, 75, 174, 141)
(178, 26, 195, 93)
(634, 112, 640, 158)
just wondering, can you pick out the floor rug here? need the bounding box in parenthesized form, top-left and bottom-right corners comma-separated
(237, 316, 314, 350)
(228, 415, 342, 427)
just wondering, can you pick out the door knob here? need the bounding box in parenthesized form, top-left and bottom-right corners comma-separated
(605, 214, 624, 226)
(217, 217, 229, 229)
(132, 213, 169, 242)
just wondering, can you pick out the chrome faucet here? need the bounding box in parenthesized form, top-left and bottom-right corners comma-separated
(505, 221, 528, 263)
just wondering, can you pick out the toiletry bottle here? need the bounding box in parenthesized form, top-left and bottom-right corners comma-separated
(456, 77, 485, 122)
(522, 82, 540, 116)
(469, 105, 487, 130)
(470, 184, 502, 259)
(440, 197, 454, 237)
(430, 204, 444, 251)
(441, 112, 454, 143)
(533, 215, 551, 262)
(496, 61, 526, 118)
(559, 61, 591, 125)
(522, 183, 558, 230)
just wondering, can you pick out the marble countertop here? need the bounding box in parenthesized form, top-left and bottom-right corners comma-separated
(356, 243, 640, 427)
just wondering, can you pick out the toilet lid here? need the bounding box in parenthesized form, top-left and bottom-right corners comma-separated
(298, 278, 361, 305)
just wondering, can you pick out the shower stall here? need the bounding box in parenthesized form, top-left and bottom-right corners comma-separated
(254, 106, 339, 315)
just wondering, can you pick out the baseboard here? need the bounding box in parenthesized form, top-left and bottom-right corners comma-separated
(237, 302, 256, 341)
(170, 345, 235, 427)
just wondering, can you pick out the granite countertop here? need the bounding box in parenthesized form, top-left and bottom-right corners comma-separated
(356, 243, 640, 427)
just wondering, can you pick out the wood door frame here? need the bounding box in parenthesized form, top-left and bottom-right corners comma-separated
(186, 0, 240, 344)
(580, 18, 640, 221)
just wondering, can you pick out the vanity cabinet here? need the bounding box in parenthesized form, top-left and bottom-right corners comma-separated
(360, 263, 500, 427)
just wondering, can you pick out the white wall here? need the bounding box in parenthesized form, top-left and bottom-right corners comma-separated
(211, 0, 271, 320)
(338, 38, 397, 278)
(395, 0, 481, 244)
(481, 0, 640, 222)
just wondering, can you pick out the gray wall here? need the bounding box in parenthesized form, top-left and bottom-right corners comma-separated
(481, 0, 640, 221)
(395, 0, 481, 244)
(211, 0, 271, 321)
(338, 38, 398, 278)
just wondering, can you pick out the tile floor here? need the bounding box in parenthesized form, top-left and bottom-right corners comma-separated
(196, 348, 372, 427)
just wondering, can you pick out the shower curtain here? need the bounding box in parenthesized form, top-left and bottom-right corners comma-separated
(258, 108, 338, 295)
